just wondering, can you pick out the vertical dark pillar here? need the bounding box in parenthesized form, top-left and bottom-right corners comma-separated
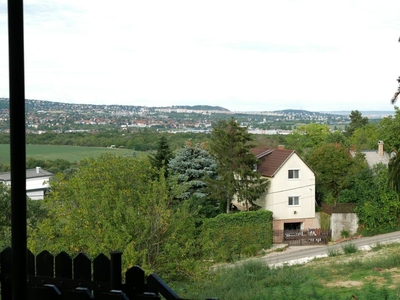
(7, 0, 27, 299)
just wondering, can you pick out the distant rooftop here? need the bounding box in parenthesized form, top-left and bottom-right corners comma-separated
(0, 167, 53, 182)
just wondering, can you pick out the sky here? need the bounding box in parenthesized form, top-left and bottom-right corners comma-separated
(1, 0, 400, 112)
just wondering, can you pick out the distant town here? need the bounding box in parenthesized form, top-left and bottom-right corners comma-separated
(0, 97, 394, 134)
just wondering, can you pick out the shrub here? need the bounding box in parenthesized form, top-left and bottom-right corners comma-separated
(340, 229, 350, 238)
(241, 244, 259, 258)
(342, 242, 358, 254)
(199, 210, 273, 262)
(327, 247, 340, 257)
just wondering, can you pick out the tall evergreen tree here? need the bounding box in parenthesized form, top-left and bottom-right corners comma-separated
(149, 135, 173, 177)
(168, 141, 217, 200)
(208, 118, 269, 213)
(345, 110, 368, 137)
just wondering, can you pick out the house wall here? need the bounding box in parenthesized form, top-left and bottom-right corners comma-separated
(272, 217, 320, 231)
(255, 154, 316, 221)
(26, 177, 50, 192)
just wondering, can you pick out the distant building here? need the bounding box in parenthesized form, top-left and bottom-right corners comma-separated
(352, 141, 390, 168)
(0, 167, 53, 200)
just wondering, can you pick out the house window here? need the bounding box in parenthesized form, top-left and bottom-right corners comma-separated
(288, 169, 299, 179)
(288, 196, 299, 206)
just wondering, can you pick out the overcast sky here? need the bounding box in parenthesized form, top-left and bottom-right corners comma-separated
(1, 0, 400, 112)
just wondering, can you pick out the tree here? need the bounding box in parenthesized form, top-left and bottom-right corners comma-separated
(29, 154, 209, 280)
(286, 123, 330, 155)
(0, 184, 47, 249)
(168, 142, 221, 217)
(354, 165, 400, 230)
(29, 154, 172, 273)
(345, 110, 368, 137)
(149, 135, 173, 177)
(377, 106, 400, 152)
(208, 118, 269, 213)
(349, 124, 379, 151)
(307, 143, 356, 203)
(168, 142, 217, 200)
(388, 150, 400, 195)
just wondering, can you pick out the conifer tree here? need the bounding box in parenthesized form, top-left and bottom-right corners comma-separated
(208, 118, 269, 213)
(149, 135, 173, 177)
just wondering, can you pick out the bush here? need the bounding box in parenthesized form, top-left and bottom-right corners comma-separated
(327, 247, 340, 257)
(241, 244, 259, 258)
(199, 210, 273, 262)
(340, 229, 350, 238)
(342, 243, 358, 254)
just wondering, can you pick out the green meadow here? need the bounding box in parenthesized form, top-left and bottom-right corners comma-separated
(0, 144, 136, 164)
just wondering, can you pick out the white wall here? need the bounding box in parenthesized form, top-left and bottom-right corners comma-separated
(256, 153, 315, 220)
(331, 213, 359, 241)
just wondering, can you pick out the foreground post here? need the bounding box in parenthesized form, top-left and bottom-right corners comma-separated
(7, 0, 27, 299)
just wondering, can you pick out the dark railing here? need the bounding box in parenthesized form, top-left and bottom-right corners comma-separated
(273, 229, 331, 246)
(0, 248, 206, 300)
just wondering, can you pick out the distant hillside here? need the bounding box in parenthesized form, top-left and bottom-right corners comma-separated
(273, 109, 341, 117)
(170, 105, 230, 111)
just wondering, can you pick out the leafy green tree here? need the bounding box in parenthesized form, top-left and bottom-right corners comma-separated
(149, 135, 173, 177)
(388, 150, 400, 195)
(0, 184, 47, 249)
(355, 165, 400, 230)
(208, 118, 269, 213)
(307, 143, 355, 203)
(325, 130, 349, 147)
(377, 107, 400, 152)
(286, 123, 330, 155)
(345, 110, 369, 137)
(29, 154, 209, 280)
(349, 124, 379, 151)
(29, 154, 172, 273)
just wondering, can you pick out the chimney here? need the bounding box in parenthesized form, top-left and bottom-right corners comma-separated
(378, 141, 384, 157)
(278, 145, 285, 150)
(36, 166, 41, 174)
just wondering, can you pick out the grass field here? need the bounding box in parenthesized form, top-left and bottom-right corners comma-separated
(0, 144, 136, 164)
(179, 242, 400, 299)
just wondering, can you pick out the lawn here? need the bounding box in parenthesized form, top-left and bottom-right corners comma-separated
(0, 144, 136, 164)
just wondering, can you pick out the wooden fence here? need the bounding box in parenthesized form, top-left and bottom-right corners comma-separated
(0, 248, 214, 300)
(273, 229, 331, 246)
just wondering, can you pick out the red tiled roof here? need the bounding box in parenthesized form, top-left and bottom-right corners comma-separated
(251, 147, 295, 177)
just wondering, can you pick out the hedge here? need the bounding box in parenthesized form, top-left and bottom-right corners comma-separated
(199, 210, 273, 262)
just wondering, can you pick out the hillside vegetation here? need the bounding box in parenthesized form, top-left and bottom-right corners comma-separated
(178, 242, 400, 299)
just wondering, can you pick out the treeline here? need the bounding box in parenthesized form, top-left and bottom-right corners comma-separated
(0, 129, 211, 151)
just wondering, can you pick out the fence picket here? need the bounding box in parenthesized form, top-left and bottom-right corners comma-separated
(36, 250, 54, 277)
(94, 253, 110, 283)
(0, 247, 12, 300)
(74, 252, 91, 281)
(27, 250, 35, 276)
(55, 251, 73, 279)
(125, 266, 145, 296)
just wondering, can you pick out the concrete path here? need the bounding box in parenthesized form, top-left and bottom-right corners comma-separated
(259, 231, 400, 267)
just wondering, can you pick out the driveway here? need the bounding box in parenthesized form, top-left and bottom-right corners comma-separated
(260, 231, 400, 267)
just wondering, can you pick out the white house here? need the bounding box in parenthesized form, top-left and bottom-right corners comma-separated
(250, 146, 318, 231)
(0, 167, 53, 200)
